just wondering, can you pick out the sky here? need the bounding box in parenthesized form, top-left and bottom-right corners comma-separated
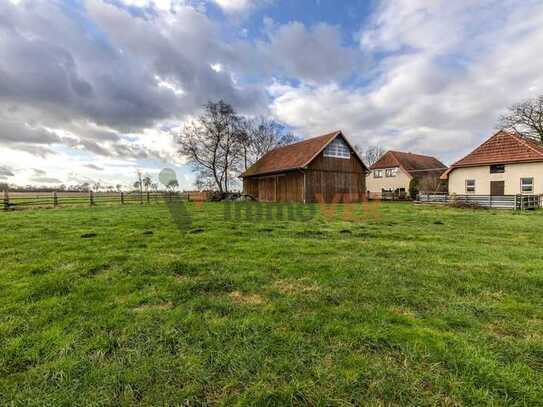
(1, 0, 542, 189)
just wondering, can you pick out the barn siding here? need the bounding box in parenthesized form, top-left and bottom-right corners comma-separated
(305, 170, 366, 203)
(305, 148, 366, 203)
(244, 172, 304, 202)
(242, 134, 367, 203)
(243, 178, 259, 198)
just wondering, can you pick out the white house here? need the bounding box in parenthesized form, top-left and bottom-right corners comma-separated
(441, 130, 543, 195)
(366, 150, 447, 198)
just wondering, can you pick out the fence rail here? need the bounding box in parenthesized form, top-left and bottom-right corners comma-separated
(417, 193, 542, 210)
(2, 190, 209, 211)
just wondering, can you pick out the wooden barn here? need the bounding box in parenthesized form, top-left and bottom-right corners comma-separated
(241, 130, 368, 203)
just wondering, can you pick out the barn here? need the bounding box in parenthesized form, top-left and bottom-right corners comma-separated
(241, 131, 368, 203)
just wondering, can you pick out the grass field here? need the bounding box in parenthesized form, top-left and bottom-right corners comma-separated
(1, 202, 543, 405)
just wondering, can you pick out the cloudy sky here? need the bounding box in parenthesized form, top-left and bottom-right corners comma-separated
(1, 0, 542, 188)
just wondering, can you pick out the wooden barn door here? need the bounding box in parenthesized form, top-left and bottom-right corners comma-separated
(490, 181, 504, 196)
(258, 177, 276, 202)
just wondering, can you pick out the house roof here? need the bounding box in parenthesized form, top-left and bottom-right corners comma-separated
(241, 130, 367, 177)
(441, 130, 543, 179)
(370, 150, 447, 178)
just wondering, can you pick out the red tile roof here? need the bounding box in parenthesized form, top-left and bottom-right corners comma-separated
(241, 131, 366, 177)
(371, 151, 447, 178)
(442, 130, 543, 179)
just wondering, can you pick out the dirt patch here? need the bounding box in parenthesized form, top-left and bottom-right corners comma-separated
(484, 323, 517, 338)
(133, 302, 174, 312)
(390, 306, 416, 318)
(229, 291, 266, 305)
(273, 278, 320, 295)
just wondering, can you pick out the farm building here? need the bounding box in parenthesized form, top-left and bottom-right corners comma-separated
(241, 131, 368, 203)
(366, 151, 447, 198)
(442, 130, 543, 195)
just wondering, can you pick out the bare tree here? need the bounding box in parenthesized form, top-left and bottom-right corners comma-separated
(167, 179, 179, 191)
(498, 95, 543, 142)
(418, 174, 446, 193)
(135, 170, 144, 195)
(363, 145, 385, 167)
(238, 117, 297, 170)
(179, 100, 242, 193)
(142, 175, 152, 192)
(194, 173, 216, 191)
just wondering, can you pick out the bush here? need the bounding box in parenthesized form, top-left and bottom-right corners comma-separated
(409, 178, 419, 200)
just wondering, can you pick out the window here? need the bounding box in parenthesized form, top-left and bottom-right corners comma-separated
(323, 138, 350, 159)
(521, 177, 534, 193)
(385, 167, 398, 177)
(374, 169, 384, 178)
(465, 179, 476, 193)
(490, 164, 505, 174)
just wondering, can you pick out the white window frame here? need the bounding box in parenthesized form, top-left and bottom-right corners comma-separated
(385, 168, 398, 178)
(520, 177, 534, 194)
(323, 138, 351, 159)
(374, 169, 384, 178)
(465, 179, 476, 193)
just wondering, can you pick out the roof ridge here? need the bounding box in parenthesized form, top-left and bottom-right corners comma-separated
(272, 130, 340, 151)
(389, 150, 436, 158)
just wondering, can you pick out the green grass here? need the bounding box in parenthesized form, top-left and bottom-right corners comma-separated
(1, 202, 543, 405)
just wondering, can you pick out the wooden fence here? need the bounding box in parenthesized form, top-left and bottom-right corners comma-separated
(1, 190, 209, 210)
(417, 193, 542, 210)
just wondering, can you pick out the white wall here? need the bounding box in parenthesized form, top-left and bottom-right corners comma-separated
(366, 167, 412, 192)
(448, 162, 543, 195)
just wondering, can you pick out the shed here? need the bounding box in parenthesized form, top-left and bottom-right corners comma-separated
(241, 131, 368, 203)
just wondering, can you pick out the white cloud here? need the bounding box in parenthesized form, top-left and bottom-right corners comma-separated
(212, 0, 259, 13)
(270, 0, 543, 163)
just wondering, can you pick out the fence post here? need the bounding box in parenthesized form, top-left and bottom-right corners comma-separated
(53, 191, 58, 207)
(89, 190, 95, 206)
(120, 191, 124, 204)
(146, 191, 150, 204)
(3, 189, 8, 211)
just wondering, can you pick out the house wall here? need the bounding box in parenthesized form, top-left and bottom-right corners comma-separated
(366, 167, 412, 193)
(448, 162, 543, 195)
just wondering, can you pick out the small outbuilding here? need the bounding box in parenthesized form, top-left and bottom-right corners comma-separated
(241, 130, 368, 203)
(442, 130, 543, 196)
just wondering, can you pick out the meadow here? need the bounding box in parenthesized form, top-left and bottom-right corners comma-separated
(0, 202, 542, 405)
